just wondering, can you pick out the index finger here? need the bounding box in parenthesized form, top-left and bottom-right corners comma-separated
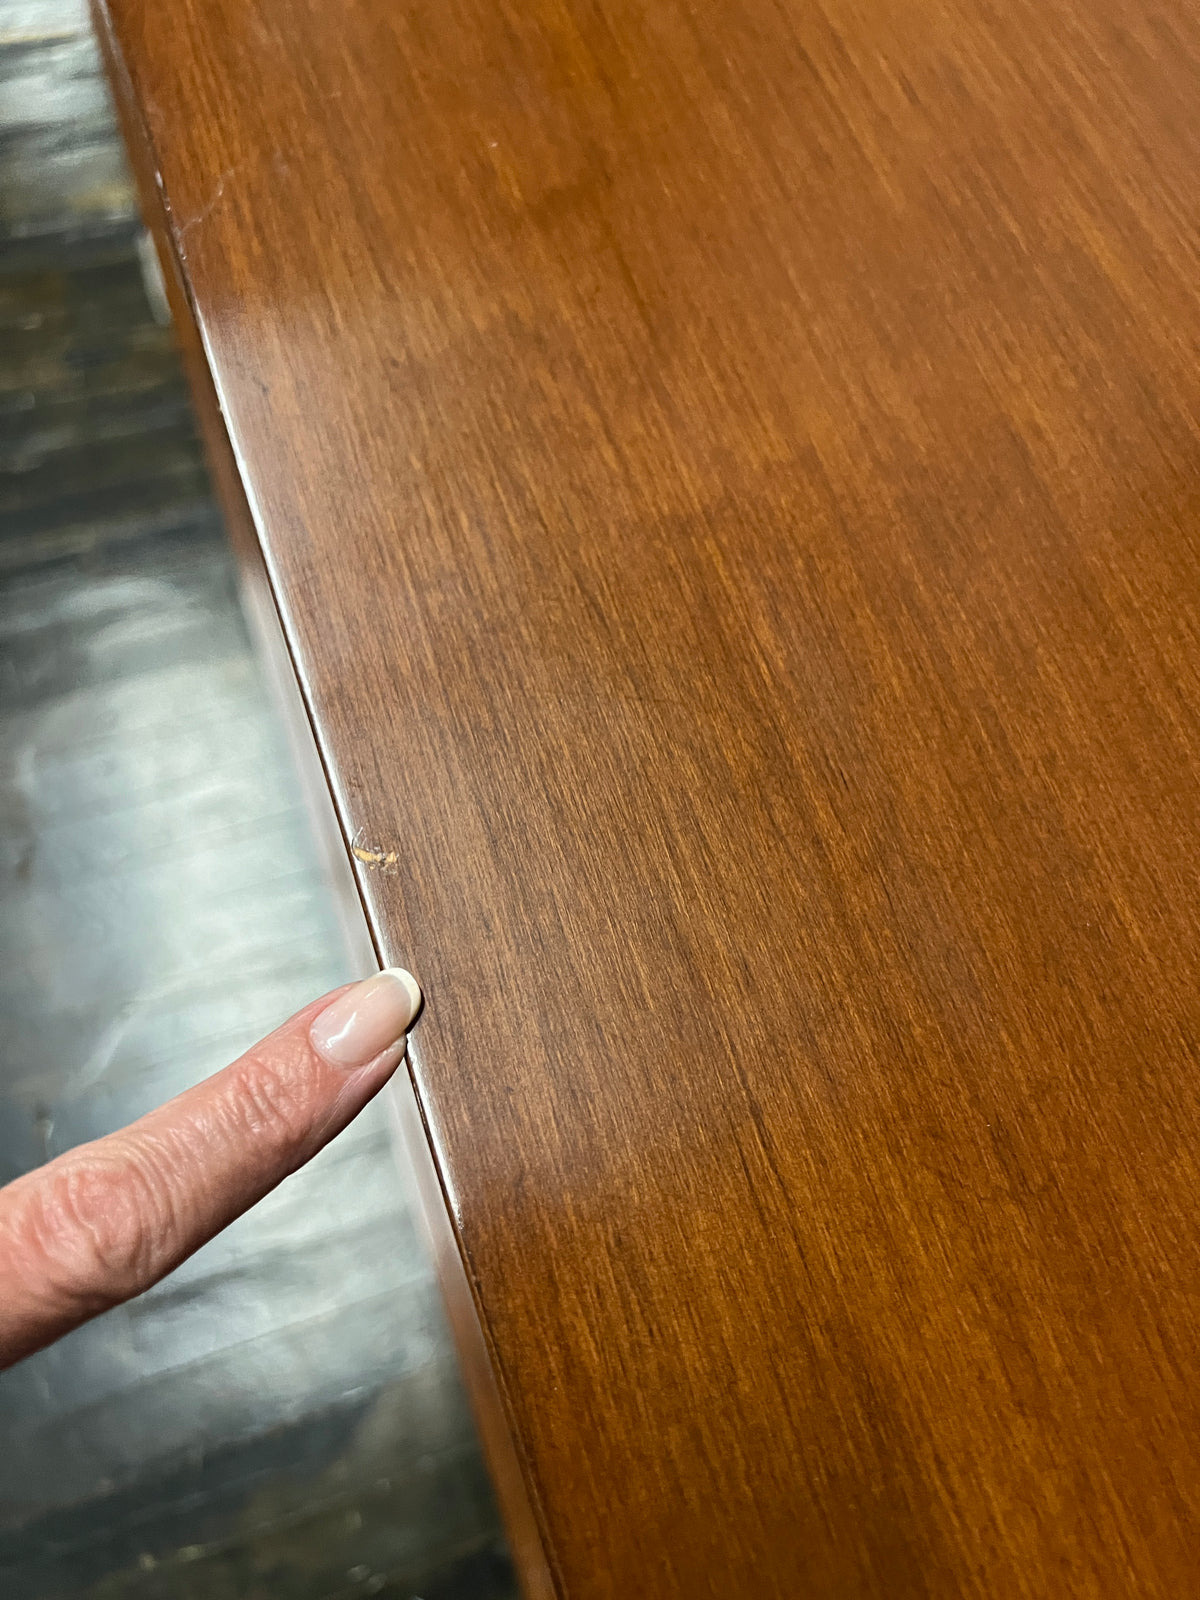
(0, 968, 422, 1368)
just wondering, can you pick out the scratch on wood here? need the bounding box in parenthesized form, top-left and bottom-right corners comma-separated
(176, 162, 244, 246)
(352, 842, 399, 871)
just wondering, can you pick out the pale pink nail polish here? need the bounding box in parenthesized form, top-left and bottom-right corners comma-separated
(310, 968, 422, 1070)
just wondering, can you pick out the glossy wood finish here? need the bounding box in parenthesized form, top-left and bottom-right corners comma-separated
(97, 0, 1200, 1592)
(92, 23, 551, 1594)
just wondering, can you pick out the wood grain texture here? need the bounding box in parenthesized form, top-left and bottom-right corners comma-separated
(98, 0, 1200, 1593)
(92, 24, 554, 1595)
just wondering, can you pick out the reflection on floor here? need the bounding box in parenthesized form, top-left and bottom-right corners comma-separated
(0, 5, 515, 1597)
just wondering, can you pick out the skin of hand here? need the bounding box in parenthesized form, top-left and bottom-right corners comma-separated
(0, 968, 422, 1369)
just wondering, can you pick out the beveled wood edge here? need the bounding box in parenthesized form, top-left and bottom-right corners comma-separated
(90, 7, 561, 1592)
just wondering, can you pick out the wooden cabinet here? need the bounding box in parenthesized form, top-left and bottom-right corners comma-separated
(98, 0, 1200, 1591)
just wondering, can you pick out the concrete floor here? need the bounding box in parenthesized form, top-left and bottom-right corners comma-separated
(0, 4, 515, 1596)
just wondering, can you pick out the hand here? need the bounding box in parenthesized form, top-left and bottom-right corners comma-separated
(0, 968, 422, 1369)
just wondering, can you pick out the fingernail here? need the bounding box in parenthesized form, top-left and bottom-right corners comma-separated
(310, 968, 423, 1071)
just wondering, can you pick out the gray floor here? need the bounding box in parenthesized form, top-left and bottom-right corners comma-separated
(0, 4, 514, 1596)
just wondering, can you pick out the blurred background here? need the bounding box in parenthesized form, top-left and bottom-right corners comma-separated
(0, 2, 515, 1596)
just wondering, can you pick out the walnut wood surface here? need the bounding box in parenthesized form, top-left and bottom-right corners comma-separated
(98, 0, 1200, 1593)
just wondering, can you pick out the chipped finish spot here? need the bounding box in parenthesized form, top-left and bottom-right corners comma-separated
(351, 841, 399, 872)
